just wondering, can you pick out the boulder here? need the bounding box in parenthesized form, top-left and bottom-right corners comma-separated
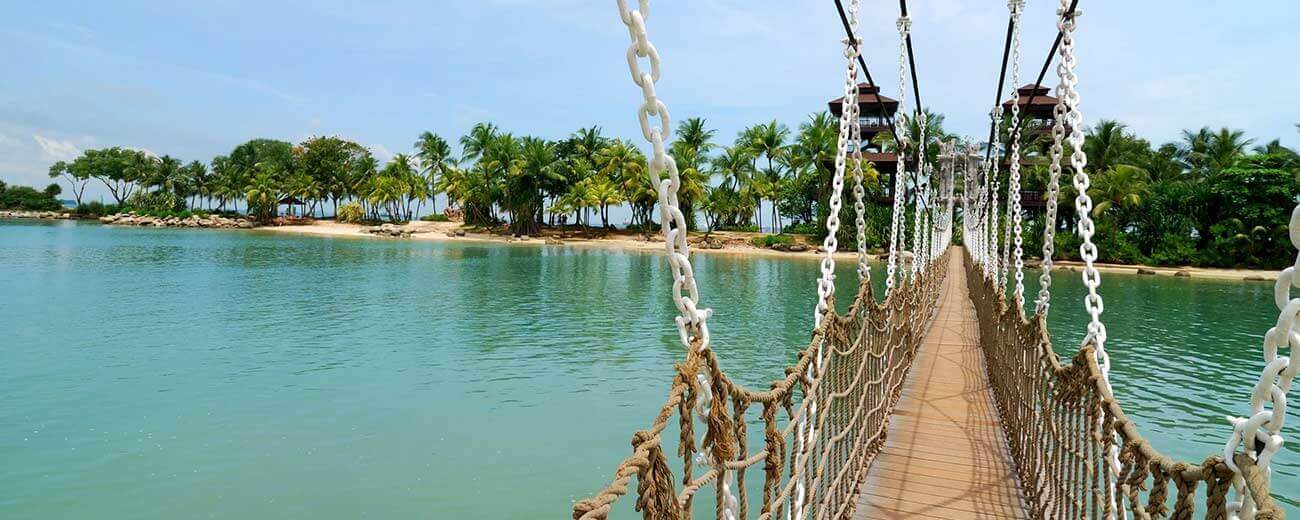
(454, 230, 466, 237)
(545, 238, 564, 245)
(1174, 270, 1191, 277)
(237, 221, 254, 229)
(1136, 268, 1157, 275)
(787, 244, 809, 252)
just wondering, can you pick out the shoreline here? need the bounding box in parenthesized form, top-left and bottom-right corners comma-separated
(260, 220, 1281, 281)
(2, 212, 1280, 281)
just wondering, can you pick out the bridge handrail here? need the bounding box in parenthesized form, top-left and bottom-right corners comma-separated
(964, 248, 1284, 519)
(573, 249, 950, 519)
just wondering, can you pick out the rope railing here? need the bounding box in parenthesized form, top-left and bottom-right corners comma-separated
(573, 251, 949, 519)
(964, 250, 1283, 519)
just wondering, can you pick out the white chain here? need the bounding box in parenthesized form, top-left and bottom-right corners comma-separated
(1053, 6, 1121, 515)
(913, 111, 929, 276)
(816, 28, 860, 327)
(1224, 205, 1300, 519)
(1007, 0, 1027, 305)
(850, 63, 870, 283)
(613, 3, 734, 518)
(885, 14, 911, 292)
(1035, 21, 1070, 316)
(988, 105, 1004, 284)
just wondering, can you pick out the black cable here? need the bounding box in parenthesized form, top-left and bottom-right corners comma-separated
(984, 0, 1080, 162)
(898, 0, 922, 116)
(832, 0, 901, 147)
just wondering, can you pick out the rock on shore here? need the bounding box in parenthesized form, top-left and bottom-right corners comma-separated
(99, 212, 255, 229)
(366, 223, 413, 238)
(0, 210, 72, 220)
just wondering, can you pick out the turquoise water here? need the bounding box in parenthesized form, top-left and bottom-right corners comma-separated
(0, 219, 1293, 517)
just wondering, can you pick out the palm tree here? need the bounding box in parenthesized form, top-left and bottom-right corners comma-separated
(415, 131, 453, 214)
(671, 118, 716, 231)
(597, 139, 650, 231)
(711, 146, 758, 228)
(510, 136, 562, 235)
(739, 120, 789, 231)
(1090, 164, 1150, 219)
(459, 123, 500, 163)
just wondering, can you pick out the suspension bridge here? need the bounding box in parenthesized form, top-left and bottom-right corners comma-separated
(574, 1, 1293, 518)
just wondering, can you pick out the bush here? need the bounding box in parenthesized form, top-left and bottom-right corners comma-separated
(73, 201, 120, 217)
(337, 202, 364, 224)
(783, 222, 818, 235)
(716, 224, 758, 233)
(0, 183, 64, 211)
(1150, 233, 1197, 266)
(126, 190, 186, 213)
(420, 213, 450, 222)
(751, 234, 796, 248)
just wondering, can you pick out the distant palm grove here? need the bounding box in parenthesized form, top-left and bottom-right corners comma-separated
(27, 114, 1300, 269)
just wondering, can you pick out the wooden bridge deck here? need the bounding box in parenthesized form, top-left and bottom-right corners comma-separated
(854, 254, 1026, 519)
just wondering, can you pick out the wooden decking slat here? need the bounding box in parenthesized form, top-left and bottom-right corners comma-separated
(853, 254, 1026, 519)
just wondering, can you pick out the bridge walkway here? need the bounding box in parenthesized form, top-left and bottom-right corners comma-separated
(853, 254, 1026, 519)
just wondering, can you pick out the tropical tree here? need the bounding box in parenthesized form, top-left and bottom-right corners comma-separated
(48, 160, 88, 206)
(415, 131, 454, 214)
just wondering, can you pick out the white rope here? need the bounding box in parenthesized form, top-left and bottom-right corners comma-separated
(613, 3, 735, 517)
(885, 14, 911, 293)
(1223, 205, 1300, 519)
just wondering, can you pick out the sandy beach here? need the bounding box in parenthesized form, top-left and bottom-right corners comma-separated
(258, 220, 1280, 282)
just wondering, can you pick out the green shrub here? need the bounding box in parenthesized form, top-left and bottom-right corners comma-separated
(751, 234, 797, 248)
(337, 202, 364, 224)
(1150, 233, 1197, 266)
(126, 190, 186, 213)
(0, 183, 64, 211)
(420, 213, 450, 222)
(783, 222, 818, 235)
(73, 201, 119, 216)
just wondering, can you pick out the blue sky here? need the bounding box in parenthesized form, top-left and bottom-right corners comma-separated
(3, 0, 1297, 200)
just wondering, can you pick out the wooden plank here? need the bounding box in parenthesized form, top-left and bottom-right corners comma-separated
(853, 254, 1027, 519)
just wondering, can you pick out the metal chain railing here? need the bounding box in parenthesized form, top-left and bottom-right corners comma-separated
(1223, 206, 1300, 518)
(1034, 28, 1070, 315)
(885, 14, 912, 292)
(1006, 0, 1027, 305)
(616, 0, 712, 353)
(988, 104, 1004, 285)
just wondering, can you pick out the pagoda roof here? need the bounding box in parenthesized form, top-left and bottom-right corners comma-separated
(829, 83, 900, 117)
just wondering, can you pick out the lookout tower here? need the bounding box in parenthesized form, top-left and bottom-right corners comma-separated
(999, 83, 1061, 210)
(829, 82, 900, 199)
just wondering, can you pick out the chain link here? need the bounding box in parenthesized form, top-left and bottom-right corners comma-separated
(1035, 7, 1070, 316)
(816, 29, 860, 326)
(988, 105, 1004, 285)
(1051, 5, 1121, 515)
(851, 84, 870, 283)
(885, 15, 911, 292)
(1224, 207, 1300, 519)
(1007, 0, 1027, 305)
(913, 111, 929, 277)
(613, 3, 736, 518)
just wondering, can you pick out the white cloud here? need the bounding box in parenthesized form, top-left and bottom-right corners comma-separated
(370, 143, 395, 162)
(32, 134, 81, 162)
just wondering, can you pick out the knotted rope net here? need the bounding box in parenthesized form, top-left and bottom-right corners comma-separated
(964, 251, 1283, 519)
(573, 251, 948, 520)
